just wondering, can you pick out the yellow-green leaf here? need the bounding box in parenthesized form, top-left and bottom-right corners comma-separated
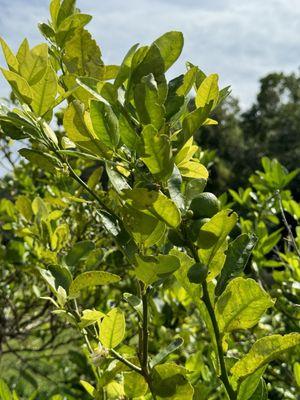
(90, 100, 119, 149)
(231, 333, 300, 379)
(198, 210, 238, 280)
(69, 271, 121, 298)
(124, 372, 148, 398)
(0, 37, 19, 72)
(99, 307, 125, 349)
(215, 277, 275, 333)
(31, 66, 57, 116)
(1, 68, 33, 104)
(141, 124, 174, 180)
(153, 31, 184, 71)
(19, 43, 48, 85)
(124, 188, 181, 228)
(195, 73, 219, 109)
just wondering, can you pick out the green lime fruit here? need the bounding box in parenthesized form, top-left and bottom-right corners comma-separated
(187, 218, 211, 242)
(190, 192, 220, 218)
(187, 262, 208, 284)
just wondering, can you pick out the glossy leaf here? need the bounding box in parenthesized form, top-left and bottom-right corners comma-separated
(150, 337, 184, 367)
(198, 210, 238, 280)
(215, 233, 258, 296)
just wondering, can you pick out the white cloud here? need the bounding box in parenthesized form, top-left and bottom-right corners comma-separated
(0, 0, 300, 108)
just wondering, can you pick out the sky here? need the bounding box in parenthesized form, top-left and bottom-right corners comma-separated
(0, 0, 300, 108)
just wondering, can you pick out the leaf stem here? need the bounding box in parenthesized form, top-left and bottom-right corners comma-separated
(186, 238, 236, 400)
(276, 190, 300, 258)
(110, 349, 142, 374)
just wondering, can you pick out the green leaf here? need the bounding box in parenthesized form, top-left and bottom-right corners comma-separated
(141, 124, 174, 180)
(124, 372, 148, 398)
(134, 73, 165, 129)
(231, 333, 300, 379)
(80, 380, 95, 397)
(1, 68, 33, 104)
(134, 254, 180, 286)
(99, 307, 125, 349)
(237, 367, 266, 400)
(114, 43, 139, 88)
(184, 178, 207, 208)
(19, 148, 60, 173)
(124, 188, 181, 228)
(65, 240, 95, 266)
(69, 271, 121, 298)
(249, 379, 268, 400)
(63, 101, 110, 157)
(31, 66, 57, 116)
(195, 73, 219, 109)
(90, 100, 119, 149)
(167, 166, 185, 211)
(123, 293, 143, 319)
(64, 28, 104, 78)
(0, 37, 19, 72)
(0, 379, 12, 400)
(19, 43, 48, 85)
(56, 0, 76, 27)
(215, 277, 274, 333)
(119, 113, 141, 151)
(131, 43, 165, 84)
(15, 195, 33, 221)
(151, 363, 194, 400)
(79, 309, 106, 329)
(198, 210, 238, 280)
(182, 104, 212, 139)
(122, 205, 166, 248)
(50, 0, 60, 24)
(215, 234, 258, 296)
(153, 31, 184, 71)
(40, 264, 72, 293)
(38, 23, 56, 42)
(150, 337, 184, 367)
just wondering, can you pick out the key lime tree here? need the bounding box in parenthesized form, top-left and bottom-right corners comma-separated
(1, 1, 300, 398)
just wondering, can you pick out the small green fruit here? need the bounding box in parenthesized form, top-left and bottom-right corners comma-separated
(187, 218, 210, 242)
(189, 192, 220, 218)
(187, 262, 208, 284)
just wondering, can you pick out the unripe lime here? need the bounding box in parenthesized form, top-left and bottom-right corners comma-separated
(187, 218, 210, 242)
(187, 262, 208, 284)
(189, 192, 220, 218)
